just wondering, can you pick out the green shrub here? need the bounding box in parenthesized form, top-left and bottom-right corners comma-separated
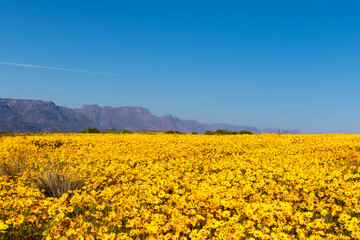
(81, 127, 100, 133)
(104, 129, 117, 133)
(120, 129, 132, 134)
(165, 130, 183, 134)
(238, 130, 253, 135)
(214, 129, 237, 135)
(204, 129, 253, 135)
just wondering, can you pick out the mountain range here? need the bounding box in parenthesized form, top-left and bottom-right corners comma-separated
(0, 98, 300, 134)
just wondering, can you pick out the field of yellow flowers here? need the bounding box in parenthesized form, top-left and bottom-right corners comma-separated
(1, 133, 360, 239)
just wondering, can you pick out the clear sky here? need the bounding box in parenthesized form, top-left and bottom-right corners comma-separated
(1, 1, 359, 133)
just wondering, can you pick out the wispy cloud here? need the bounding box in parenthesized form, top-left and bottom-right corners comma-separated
(0, 61, 115, 76)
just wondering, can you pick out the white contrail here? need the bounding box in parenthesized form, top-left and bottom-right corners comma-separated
(0, 61, 115, 76)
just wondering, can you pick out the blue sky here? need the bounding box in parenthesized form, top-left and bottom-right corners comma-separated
(1, 1, 359, 133)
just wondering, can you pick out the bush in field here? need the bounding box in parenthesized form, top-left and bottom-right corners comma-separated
(205, 129, 236, 135)
(165, 130, 183, 134)
(205, 129, 254, 135)
(214, 129, 237, 135)
(0, 150, 27, 180)
(238, 130, 253, 135)
(120, 129, 132, 134)
(32, 161, 85, 198)
(0, 161, 23, 180)
(104, 129, 117, 133)
(81, 127, 100, 133)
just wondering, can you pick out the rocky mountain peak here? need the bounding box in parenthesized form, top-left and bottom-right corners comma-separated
(0, 98, 299, 134)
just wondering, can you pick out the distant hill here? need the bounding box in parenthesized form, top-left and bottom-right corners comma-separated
(0, 98, 300, 134)
(73, 105, 260, 133)
(0, 98, 95, 133)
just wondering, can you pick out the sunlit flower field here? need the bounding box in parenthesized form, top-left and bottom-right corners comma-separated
(1, 133, 360, 239)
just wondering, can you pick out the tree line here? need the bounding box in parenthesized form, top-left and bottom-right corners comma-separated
(81, 127, 253, 135)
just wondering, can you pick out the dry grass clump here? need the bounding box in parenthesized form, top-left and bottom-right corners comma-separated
(1, 156, 85, 198)
(32, 161, 85, 198)
(347, 159, 360, 174)
(0, 159, 23, 180)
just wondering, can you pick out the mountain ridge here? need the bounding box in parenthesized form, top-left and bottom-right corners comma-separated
(0, 98, 300, 134)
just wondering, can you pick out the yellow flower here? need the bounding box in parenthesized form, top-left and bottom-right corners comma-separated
(85, 234, 94, 240)
(2, 133, 360, 238)
(0, 220, 9, 233)
(28, 215, 37, 223)
(66, 228, 77, 237)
